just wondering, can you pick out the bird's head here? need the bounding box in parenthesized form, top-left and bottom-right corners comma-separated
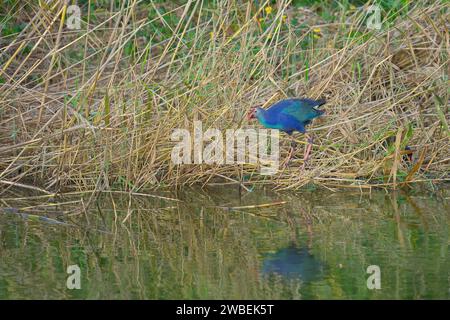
(247, 106, 262, 121)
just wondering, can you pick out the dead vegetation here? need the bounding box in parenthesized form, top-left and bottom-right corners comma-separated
(0, 0, 448, 196)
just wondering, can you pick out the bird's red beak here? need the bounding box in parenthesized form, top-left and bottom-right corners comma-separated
(247, 107, 256, 121)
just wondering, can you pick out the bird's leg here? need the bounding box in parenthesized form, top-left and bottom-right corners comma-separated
(301, 134, 314, 170)
(284, 135, 296, 167)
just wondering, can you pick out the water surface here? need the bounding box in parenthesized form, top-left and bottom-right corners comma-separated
(0, 186, 449, 299)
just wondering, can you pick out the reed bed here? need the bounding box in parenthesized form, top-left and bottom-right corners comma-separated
(0, 0, 448, 195)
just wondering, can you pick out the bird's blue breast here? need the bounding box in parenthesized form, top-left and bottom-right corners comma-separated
(256, 113, 285, 129)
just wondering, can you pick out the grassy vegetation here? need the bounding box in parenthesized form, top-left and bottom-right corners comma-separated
(0, 0, 448, 194)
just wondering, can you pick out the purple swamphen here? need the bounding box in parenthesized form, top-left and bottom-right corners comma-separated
(248, 98, 326, 168)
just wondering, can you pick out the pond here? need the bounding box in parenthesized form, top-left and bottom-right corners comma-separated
(0, 186, 449, 299)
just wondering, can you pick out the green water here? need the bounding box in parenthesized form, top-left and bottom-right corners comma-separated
(0, 186, 449, 299)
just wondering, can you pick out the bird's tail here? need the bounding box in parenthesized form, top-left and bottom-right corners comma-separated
(315, 109, 325, 115)
(313, 99, 326, 116)
(316, 99, 326, 106)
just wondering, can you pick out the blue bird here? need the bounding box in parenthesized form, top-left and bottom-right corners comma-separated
(248, 98, 326, 168)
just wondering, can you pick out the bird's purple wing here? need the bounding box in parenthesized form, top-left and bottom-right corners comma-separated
(296, 98, 326, 107)
(279, 99, 325, 123)
(276, 113, 306, 134)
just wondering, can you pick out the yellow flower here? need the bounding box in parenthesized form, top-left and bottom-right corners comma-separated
(265, 6, 273, 15)
(313, 27, 322, 39)
(210, 31, 214, 39)
(350, 4, 356, 10)
(282, 15, 287, 22)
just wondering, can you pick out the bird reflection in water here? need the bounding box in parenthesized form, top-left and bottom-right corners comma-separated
(261, 243, 324, 283)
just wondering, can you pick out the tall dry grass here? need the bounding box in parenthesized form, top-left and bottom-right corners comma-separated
(0, 0, 448, 195)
